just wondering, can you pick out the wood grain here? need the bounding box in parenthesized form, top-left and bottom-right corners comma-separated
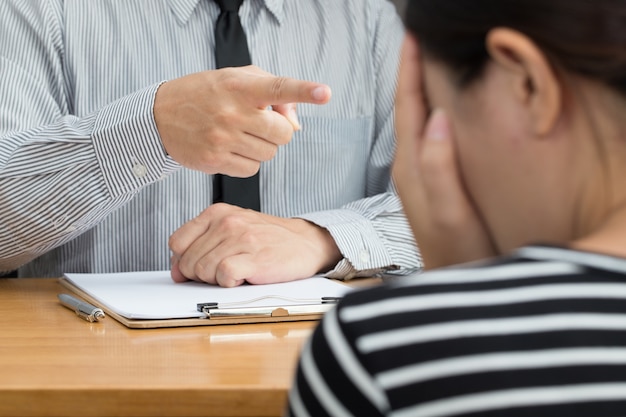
(0, 278, 318, 417)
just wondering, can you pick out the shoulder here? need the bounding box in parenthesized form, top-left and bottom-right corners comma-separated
(307, 246, 626, 415)
(334, 244, 626, 342)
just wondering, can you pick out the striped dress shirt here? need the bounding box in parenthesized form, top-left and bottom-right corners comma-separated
(0, 0, 420, 277)
(288, 245, 626, 416)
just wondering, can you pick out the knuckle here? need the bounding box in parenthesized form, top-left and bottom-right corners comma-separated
(216, 259, 237, 283)
(270, 77, 289, 101)
(191, 214, 206, 226)
(168, 234, 182, 253)
(193, 263, 204, 279)
(219, 214, 245, 231)
(187, 215, 208, 232)
(208, 202, 228, 214)
(194, 260, 209, 279)
(214, 108, 240, 126)
(216, 258, 241, 288)
(178, 258, 195, 279)
(239, 230, 259, 246)
(221, 70, 243, 93)
(199, 149, 222, 171)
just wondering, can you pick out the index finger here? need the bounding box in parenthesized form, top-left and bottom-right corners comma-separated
(395, 34, 427, 150)
(249, 76, 332, 108)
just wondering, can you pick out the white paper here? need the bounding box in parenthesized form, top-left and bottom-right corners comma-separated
(63, 271, 353, 320)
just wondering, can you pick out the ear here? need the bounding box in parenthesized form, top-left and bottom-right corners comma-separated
(486, 28, 561, 136)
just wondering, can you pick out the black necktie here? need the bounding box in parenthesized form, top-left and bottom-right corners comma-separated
(212, 0, 260, 210)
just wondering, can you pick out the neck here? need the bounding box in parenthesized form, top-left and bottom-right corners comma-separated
(569, 79, 626, 256)
(573, 205, 626, 258)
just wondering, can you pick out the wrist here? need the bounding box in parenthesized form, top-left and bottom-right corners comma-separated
(291, 219, 342, 273)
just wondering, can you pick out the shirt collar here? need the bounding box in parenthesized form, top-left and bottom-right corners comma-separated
(168, 0, 285, 25)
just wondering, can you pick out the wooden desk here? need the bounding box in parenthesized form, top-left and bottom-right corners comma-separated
(0, 278, 323, 417)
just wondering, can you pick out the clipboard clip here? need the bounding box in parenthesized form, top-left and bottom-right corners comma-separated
(196, 296, 341, 320)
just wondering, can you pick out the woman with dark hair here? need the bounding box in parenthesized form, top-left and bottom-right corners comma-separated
(286, 0, 626, 416)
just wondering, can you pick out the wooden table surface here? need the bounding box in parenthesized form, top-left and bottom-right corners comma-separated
(0, 278, 325, 417)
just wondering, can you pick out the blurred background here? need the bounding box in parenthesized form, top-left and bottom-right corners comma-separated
(390, 0, 407, 16)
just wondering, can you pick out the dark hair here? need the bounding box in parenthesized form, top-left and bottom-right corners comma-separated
(404, 0, 626, 94)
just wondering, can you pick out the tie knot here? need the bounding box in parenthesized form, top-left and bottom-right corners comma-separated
(215, 0, 244, 13)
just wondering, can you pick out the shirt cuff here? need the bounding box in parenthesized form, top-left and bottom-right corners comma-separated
(297, 209, 397, 280)
(91, 82, 179, 198)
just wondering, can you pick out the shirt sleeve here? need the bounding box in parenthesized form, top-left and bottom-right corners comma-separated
(297, 1, 421, 279)
(0, 0, 179, 271)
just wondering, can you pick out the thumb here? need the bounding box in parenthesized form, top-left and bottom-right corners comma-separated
(271, 103, 301, 130)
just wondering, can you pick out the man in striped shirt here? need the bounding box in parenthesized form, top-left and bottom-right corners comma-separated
(0, 0, 420, 283)
(288, 0, 626, 415)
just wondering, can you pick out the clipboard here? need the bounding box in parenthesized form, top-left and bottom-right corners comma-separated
(59, 271, 352, 329)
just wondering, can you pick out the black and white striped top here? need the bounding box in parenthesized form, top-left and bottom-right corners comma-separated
(288, 245, 626, 416)
(0, 0, 420, 277)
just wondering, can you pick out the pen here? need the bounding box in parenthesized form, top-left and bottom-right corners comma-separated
(58, 293, 105, 322)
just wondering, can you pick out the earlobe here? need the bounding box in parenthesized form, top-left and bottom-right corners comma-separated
(486, 28, 561, 136)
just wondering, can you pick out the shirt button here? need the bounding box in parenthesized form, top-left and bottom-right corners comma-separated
(132, 163, 147, 178)
(359, 250, 370, 265)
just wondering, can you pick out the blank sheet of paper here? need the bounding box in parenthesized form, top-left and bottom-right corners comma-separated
(63, 271, 353, 320)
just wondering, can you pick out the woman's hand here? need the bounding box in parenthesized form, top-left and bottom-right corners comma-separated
(392, 35, 497, 269)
